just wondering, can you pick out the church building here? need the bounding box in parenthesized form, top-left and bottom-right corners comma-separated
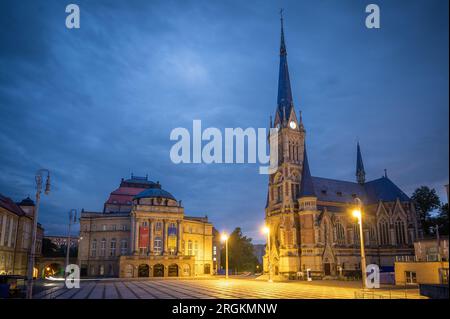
(78, 175, 214, 278)
(263, 15, 421, 279)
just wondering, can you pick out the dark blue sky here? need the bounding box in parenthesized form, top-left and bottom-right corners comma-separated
(0, 0, 448, 243)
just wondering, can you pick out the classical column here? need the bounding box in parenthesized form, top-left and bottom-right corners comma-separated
(134, 219, 140, 254)
(149, 219, 153, 255)
(177, 220, 183, 255)
(163, 220, 169, 255)
(130, 215, 136, 255)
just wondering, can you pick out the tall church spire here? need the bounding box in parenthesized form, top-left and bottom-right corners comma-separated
(356, 142, 366, 184)
(277, 9, 294, 122)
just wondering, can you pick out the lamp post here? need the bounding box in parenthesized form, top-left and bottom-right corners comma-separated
(352, 197, 367, 289)
(262, 226, 272, 283)
(65, 209, 77, 277)
(26, 169, 50, 299)
(221, 232, 229, 279)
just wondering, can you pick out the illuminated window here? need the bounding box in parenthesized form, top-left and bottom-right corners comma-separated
(154, 237, 162, 254)
(187, 240, 193, 255)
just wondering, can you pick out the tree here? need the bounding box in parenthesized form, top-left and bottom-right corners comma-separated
(220, 227, 259, 273)
(434, 203, 449, 236)
(411, 186, 441, 235)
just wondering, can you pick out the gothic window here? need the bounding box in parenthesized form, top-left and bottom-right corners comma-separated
(291, 183, 299, 200)
(369, 225, 377, 244)
(395, 217, 406, 245)
(353, 223, 360, 245)
(110, 238, 116, 256)
(335, 223, 345, 245)
(277, 186, 282, 203)
(378, 219, 390, 245)
(91, 239, 97, 257)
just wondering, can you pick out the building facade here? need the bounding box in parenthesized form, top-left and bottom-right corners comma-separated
(0, 194, 43, 276)
(45, 235, 79, 250)
(263, 17, 421, 279)
(78, 175, 214, 278)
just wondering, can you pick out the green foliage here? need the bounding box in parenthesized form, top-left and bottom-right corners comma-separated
(411, 186, 441, 235)
(220, 227, 260, 273)
(433, 203, 449, 236)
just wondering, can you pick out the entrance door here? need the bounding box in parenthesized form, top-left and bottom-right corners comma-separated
(168, 264, 178, 277)
(324, 263, 331, 276)
(153, 264, 164, 277)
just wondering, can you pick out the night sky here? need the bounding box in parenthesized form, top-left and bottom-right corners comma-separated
(0, 0, 448, 243)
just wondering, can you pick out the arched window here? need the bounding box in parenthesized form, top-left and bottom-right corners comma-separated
(395, 217, 406, 245)
(369, 225, 377, 244)
(378, 219, 390, 245)
(335, 223, 345, 245)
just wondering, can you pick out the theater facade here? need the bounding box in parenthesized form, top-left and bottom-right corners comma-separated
(78, 175, 214, 278)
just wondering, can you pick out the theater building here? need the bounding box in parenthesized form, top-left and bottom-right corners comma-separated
(78, 175, 214, 278)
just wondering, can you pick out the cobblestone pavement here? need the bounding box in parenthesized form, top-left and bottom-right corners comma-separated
(33, 278, 427, 299)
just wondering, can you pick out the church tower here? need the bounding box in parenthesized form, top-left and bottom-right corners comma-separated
(264, 12, 305, 276)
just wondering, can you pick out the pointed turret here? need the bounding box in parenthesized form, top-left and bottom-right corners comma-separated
(299, 146, 315, 198)
(356, 142, 366, 184)
(277, 11, 294, 123)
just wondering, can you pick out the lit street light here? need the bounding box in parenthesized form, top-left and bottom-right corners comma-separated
(26, 169, 51, 299)
(352, 197, 367, 289)
(262, 225, 272, 283)
(221, 232, 229, 279)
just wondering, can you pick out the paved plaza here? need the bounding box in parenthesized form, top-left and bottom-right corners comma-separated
(33, 277, 426, 299)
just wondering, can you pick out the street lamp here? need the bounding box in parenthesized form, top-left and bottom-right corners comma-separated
(26, 169, 51, 299)
(221, 232, 229, 279)
(65, 209, 78, 277)
(352, 197, 367, 289)
(262, 226, 272, 283)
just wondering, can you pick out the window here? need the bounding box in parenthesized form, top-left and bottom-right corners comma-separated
(100, 239, 106, 256)
(405, 271, 417, 284)
(110, 239, 116, 256)
(154, 237, 162, 254)
(4, 216, 10, 246)
(91, 240, 97, 257)
(353, 223, 360, 245)
(194, 241, 199, 256)
(155, 222, 162, 231)
(369, 226, 377, 244)
(335, 223, 345, 245)
(102, 225, 107, 231)
(111, 224, 117, 231)
(277, 186, 282, 203)
(122, 224, 127, 231)
(120, 240, 128, 255)
(187, 240, 193, 255)
(395, 218, 406, 245)
(291, 183, 299, 200)
(379, 220, 390, 245)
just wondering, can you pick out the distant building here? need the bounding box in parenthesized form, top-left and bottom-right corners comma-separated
(45, 235, 79, 250)
(78, 175, 214, 278)
(0, 194, 43, 276)
(395, 236, 449, 285)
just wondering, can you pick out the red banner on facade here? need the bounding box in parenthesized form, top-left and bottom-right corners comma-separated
(139, 226, 149, 248)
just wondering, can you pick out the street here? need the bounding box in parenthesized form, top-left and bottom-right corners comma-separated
(32, 277, 426, 299)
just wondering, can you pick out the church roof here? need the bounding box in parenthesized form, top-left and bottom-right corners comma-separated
(310, 176, 410, 205)
(0, 194, 26, 216)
